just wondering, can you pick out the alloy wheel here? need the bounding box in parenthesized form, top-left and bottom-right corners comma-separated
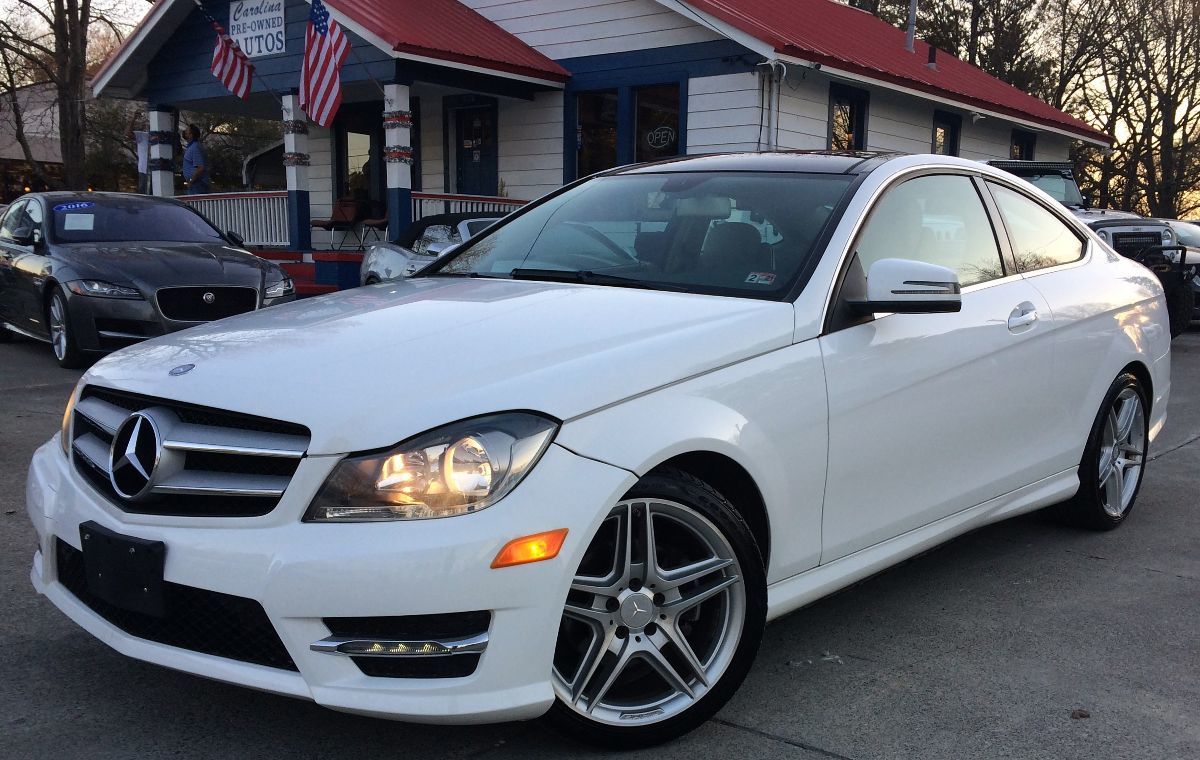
(1098, 387, 1146, 518)
(552, 498, 746, 726)
(49, 295, 68, 361)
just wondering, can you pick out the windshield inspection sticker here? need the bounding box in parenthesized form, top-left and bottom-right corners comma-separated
(745, 272, 776, 285)
(53, 201, 94, 212)
(63, 213, 95, 231)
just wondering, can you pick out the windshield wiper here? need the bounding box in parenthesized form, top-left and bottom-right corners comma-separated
(508, 268, 689, 291)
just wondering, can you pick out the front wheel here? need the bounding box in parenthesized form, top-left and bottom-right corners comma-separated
(546, 469, 766, 748)
(47, 288, 85, 369)
(1060, 372, 1149, 529)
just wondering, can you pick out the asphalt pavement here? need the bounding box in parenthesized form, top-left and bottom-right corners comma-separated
(2, 327, 1198, 760)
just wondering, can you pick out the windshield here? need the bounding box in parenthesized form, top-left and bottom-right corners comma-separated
(50, 199, 226, 244)
(1019, 173, 1086, 206)
(430, 172, 854, 298)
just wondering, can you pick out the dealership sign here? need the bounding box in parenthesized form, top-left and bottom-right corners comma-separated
(228, 0, 286, 58)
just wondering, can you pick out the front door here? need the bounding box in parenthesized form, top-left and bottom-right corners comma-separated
(455, 106, 497, 196)
(819, 173, 1058, 561)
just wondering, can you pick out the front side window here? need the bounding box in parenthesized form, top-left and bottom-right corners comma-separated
(855, 174, 1005, 287)
(830, 84, 868, 151)
(432, 171, 854, 298)
(989, 183, 1085, 272)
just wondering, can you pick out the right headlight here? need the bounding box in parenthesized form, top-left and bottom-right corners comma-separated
(304, 412, 559, 522)
(66, 280, 142, 299)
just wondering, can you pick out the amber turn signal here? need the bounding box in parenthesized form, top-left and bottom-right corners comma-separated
(491, 528, 569, 569)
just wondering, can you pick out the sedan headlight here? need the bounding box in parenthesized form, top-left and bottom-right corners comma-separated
(1163, 228, 1174, 243)
(265, 276, 294, 298)
(304, 413, 559, 522)
(66, 280, 142, 299)
(1097, 229, 1109, 242)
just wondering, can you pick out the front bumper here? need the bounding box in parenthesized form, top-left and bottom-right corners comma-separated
(26, 437, 633, 723)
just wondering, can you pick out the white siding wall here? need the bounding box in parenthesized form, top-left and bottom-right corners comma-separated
(307, 124, 335, 248)
(867, 89, 934, 153)
(1034, 134, 1071, 161)
(776, 74, 829, 150)
(419, 95, 446, 193)
(498, 90, 564, 200)
(459, 0, 721, 59)
(687, 72, 762, 152)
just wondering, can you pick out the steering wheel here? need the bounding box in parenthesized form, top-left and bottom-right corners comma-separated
(561, 222, 637, 264)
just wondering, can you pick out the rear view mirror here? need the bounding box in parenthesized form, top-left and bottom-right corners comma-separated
(852, 258, 962, 314)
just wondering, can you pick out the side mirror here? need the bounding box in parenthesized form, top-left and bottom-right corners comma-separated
(851, 258, 962, 314)
(1081, 193, 1093, 209)
(12, 227, 38, 247)
(226, 230, 246, 247)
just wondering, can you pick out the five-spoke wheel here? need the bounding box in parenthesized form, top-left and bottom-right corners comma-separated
(547, 469, 765, 748)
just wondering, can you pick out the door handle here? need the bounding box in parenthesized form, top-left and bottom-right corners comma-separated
(1008, 305, 1039, 330)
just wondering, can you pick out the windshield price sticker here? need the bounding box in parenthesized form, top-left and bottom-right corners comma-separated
(63, 214, 95, 231)
(53, 202, 95, 212)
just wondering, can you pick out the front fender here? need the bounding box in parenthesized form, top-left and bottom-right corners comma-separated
(556, 340, 828, 583)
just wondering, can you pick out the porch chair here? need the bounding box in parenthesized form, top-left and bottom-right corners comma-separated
(360, 205, 388, 245)
(310, 199, 363, 250)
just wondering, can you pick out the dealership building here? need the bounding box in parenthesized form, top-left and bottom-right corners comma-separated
(92, 0, 1109, 293)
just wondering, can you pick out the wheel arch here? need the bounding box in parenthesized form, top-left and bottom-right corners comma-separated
(648, 451, 771, 570)
(1121, 359, 1152, 410)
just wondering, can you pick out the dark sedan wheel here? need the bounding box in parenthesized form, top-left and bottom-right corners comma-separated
(546, 469, 765, 748)
(47, 288, 85, 369)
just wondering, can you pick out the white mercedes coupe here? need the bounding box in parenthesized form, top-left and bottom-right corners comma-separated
(27, 153, 1170, 748)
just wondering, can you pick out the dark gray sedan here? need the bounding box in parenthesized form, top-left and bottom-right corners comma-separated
(0, 192, 294, 368)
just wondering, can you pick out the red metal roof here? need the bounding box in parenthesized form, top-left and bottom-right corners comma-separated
(686, 0, 1109, 143)
(330, 0, 569, 82)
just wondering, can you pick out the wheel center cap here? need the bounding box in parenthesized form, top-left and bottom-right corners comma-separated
(618, 592, 656, 629)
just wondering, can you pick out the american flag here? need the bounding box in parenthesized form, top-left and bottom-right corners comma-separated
(201, 6, 254, 100)
(300, 0, 350, 128)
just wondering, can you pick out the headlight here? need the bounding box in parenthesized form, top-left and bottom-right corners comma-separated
(304, 413, 559, 521)
(1097, 229, 1109, 241)
(265, 276, 294, 298)
(66, 280, 141, 299)
(1162, 228, 1174, 243)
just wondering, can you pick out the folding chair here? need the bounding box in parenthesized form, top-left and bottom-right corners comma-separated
(310, 199, 361, 250)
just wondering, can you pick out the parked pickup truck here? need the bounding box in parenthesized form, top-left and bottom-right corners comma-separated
(990, 160, 1195, 336)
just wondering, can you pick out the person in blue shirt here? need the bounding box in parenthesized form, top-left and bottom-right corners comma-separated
(181, 124, 210, 194)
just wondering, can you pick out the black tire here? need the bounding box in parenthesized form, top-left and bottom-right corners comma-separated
(1058, 372, 1150, 530)
(47, 288, 85, 369)
(1166, 282, 1194, 338)
(544, 467, 766, 749)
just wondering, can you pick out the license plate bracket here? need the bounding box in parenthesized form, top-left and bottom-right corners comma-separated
(78, 521, 166, 617)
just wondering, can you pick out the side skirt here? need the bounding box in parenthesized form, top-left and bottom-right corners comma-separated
(764, 468, 1080, 622)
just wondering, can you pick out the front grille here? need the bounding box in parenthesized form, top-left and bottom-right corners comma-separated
(1111, 232, 1162, 259)
(155, 286, 258, 322)
(56, 538, 297, 670)
(324, 613, 491, 679)
(70, 386, 310, 517)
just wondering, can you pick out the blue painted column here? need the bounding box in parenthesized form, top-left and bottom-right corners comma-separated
(281, 92, 311, 250)
(384, 82, 413, 243)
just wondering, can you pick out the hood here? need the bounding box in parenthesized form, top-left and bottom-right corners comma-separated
(57, 242, 275, 292)
(83, 277, 796, 454)
(1068, 207, 1142, 224)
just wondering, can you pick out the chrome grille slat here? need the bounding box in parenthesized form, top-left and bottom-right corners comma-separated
(70, 386, 310, 517)
(74, 396, 128, 435)
(72, 433, 112, 475)
(152, 472, 290, 497)
(162, 423, 307, 458)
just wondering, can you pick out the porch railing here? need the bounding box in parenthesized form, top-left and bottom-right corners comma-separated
(411, 192, 527, 220)
(178, 191, 290, 247)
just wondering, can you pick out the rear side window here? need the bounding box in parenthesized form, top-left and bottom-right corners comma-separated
(855, 174, 1005, 287)
(988, 183, 1085, 272)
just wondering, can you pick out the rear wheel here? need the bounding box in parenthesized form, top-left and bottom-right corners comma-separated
(1060, 372, 1149, 529)
(546, 469, 765, 748)
(47, 288, 85, 369)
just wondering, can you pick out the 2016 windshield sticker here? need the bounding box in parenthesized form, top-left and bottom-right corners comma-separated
(53, 201, 94, 212)
(745, 272, 776, 285)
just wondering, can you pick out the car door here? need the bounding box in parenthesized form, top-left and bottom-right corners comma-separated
(7, 197, 51, 335)
(0, 200, 28, 326)
(818, 172, 1058, 561)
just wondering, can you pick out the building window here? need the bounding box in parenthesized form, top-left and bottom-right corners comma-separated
(829, 84, 869, 151)
(932, 111, 961, 155)
(634, 84, 680, 162)
(571, 82, 683, 179)
(1010, 129, 1037, 160)
(577, 90, 618, 178)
